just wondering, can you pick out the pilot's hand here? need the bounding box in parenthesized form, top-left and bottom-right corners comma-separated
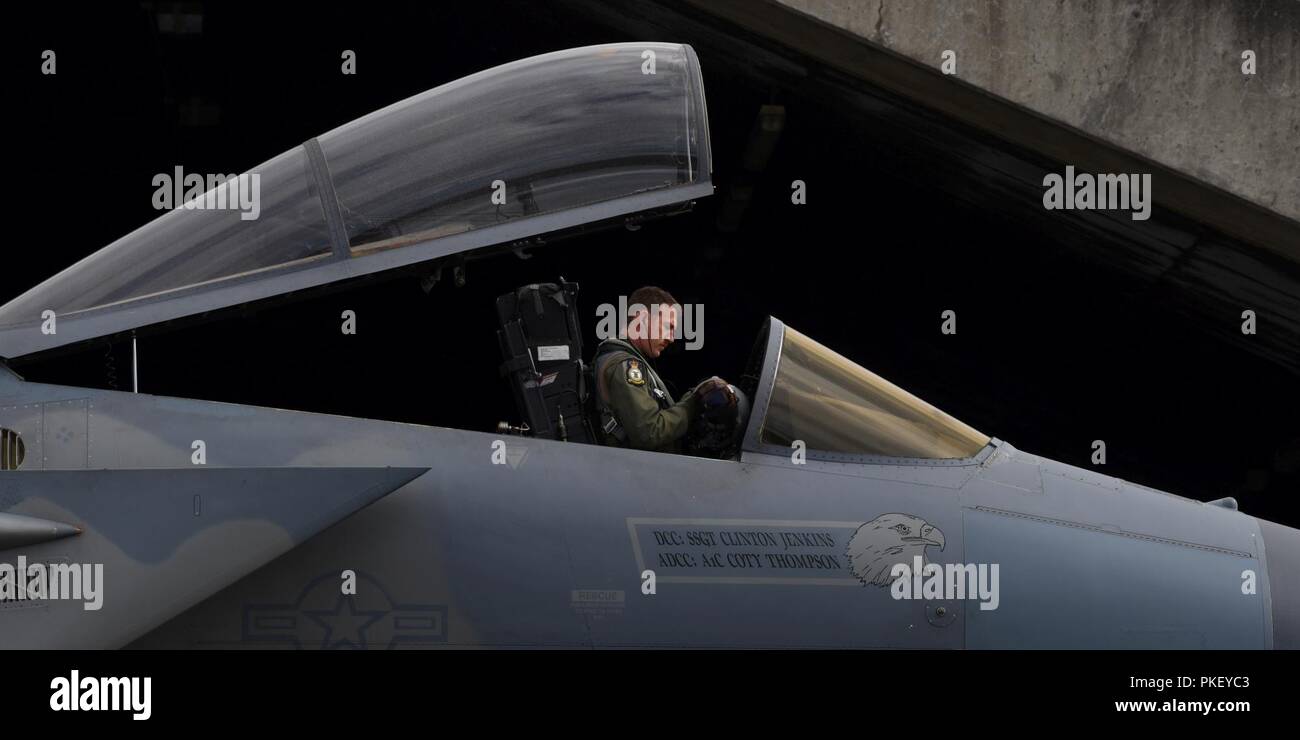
(695, 376, 737, 420)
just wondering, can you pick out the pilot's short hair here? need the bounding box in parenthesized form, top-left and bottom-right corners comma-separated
(629, 286, 678, 314)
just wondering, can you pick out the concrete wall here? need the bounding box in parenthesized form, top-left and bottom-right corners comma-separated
(776, 0, 1299, 223)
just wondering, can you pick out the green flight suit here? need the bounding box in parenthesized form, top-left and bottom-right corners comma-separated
(593, 338, 699, 452)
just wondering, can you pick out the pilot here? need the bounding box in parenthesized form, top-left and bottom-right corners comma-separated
(592, 286, 735, 452)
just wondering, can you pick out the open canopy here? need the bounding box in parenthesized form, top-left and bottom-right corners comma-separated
(0, 42, 712, 358)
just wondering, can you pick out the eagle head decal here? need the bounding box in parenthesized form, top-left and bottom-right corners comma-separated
(846, 513, 946, 587)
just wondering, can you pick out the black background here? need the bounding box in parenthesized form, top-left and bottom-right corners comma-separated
(2, 648, 1288, 726)
(4, 1, 1298, 529)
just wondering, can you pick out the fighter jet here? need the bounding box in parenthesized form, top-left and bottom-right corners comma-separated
(0, 43, 1294, 649)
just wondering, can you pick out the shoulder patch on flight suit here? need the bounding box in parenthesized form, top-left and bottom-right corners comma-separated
(625, 360, 645, 386)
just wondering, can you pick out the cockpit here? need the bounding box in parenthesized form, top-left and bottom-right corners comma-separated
(0, 40, 991, 469)
(493, 288, 990, 465)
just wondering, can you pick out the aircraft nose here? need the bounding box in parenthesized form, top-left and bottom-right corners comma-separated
(1257, 517, 1300, 649)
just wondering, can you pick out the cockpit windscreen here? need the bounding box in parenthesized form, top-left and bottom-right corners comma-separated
(760, 326, 990, 459)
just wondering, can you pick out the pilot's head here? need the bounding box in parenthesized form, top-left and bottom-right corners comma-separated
(624, 286, 679, 359)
